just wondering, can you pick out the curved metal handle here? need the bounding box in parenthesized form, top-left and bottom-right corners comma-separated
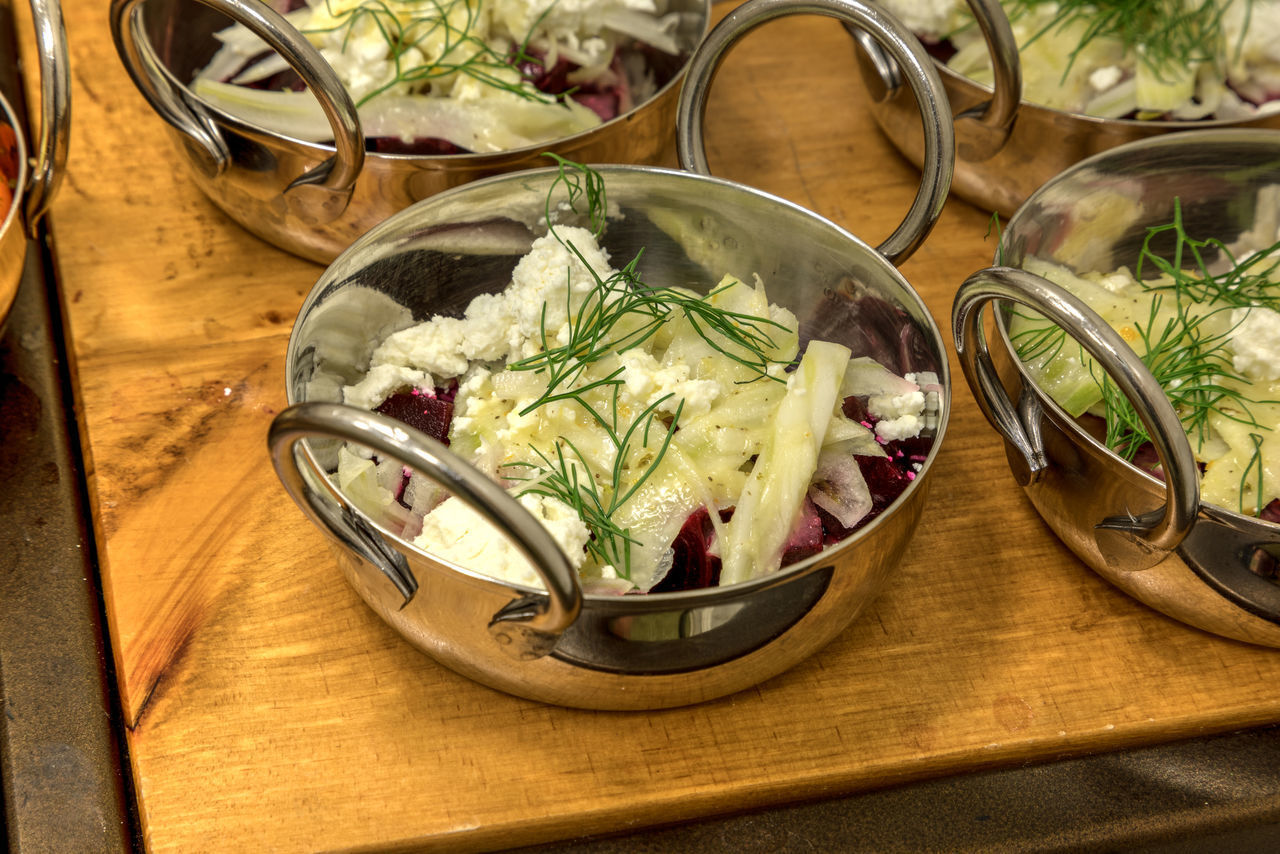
(21, 0, 70, 234)
(950, 0, 1020, 161)
(676, 0, 954, 267)
(268, 402, 583, 659)
(953, 267, 1199, 557)
(109, 0, 364, 225)
(852, 0, 1019, 162)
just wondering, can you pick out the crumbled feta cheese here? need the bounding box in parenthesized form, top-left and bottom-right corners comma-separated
(368, 227, 613, 378)
(1229, 305, 1280, 381)
(1094, 270, 1137, 293)
(868, 388, 926, 441)
(412, 492, 591, 589)
(1089, 65, 1123, 92)
(343, 363, 433, 410)
(618, 349, 721, 417)
(877, 0, 966, 39)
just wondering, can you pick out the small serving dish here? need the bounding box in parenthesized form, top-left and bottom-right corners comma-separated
(109, 0, 710, 263)
(954, 129, 1280, 647)
(853, 0, 1280, 215)
(267, 0, 956, 708)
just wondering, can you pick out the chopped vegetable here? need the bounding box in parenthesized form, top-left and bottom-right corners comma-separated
(1010, 197, 1280, 517)
(881, 0, 1280, 121)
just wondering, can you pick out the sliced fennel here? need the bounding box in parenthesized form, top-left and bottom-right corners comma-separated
(191, 78, 600, 151)
(717, 340, 851, 586)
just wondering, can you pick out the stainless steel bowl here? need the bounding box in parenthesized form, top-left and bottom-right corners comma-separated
(109, 0, 710, 263)
(0, 0, 68, 335)
(268, 0, 955, 709)
(954, 129, 1280, 648)
(853, 0, 1280, 216)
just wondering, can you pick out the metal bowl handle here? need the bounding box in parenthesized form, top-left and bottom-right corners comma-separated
(953, 267, 1200, 558)
(950, 0, 1021, 161)
(109, 0, 364, 225)
(676, 0, 954, 267)
(268, 402, 584, 660)
(22, 0, 70, 234)
(853, 0, 1019, 163)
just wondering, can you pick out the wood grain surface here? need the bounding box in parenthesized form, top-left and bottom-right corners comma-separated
(27, 1, 1280, 851)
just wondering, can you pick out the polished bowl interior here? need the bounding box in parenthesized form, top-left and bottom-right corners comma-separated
(131, 0, 709, 262)
(988, 129, 1280, 646)
(854, 3, 1280, 216)
(280, 165, 951, 708)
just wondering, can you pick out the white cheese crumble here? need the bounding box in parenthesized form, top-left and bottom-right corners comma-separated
(413, 492, 594, 589)
(877, 0, 967, 39)
(868, 389, 927, 441)
(343, 363, 433, 410)
(363, 226, 613, 395)
(1229, 305, 1280, 382)
(1089, 65, 1123, 92)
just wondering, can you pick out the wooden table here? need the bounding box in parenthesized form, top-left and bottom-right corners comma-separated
(24, 1, 1280, 850)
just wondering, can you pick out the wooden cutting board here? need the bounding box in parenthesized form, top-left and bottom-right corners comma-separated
(30, 1, 1280, 851)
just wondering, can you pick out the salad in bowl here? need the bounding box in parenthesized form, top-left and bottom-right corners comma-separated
(270, 156, 951, 708)
(883, 0, 1280, 121)
(110, 0, 708, 262)
(953, 129, 1280, 647)
(856, 0, 1280, 214)
(194, 0, 691, 154)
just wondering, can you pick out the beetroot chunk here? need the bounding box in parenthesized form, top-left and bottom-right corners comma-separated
(780, 497, 824, 566)
(374, 388, 455, 445)
(1263, 499, 1280, 525)
(652, 507, 722, 593)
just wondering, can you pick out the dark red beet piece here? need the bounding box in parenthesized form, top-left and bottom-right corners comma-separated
(1263, 499, 1280, 525)
(780, 497, 823, 565)
(860, 454, 912, 505)
(375, 389, 455, 446)
(842, 394, 872, 424)
(652, 507, 722, 593)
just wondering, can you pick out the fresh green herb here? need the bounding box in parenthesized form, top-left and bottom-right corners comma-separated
(1005, 0, 1249, 79)
(1240, 432, 1266, 515)
(505, 397, 686, 578)
(304, 0, 562, 108)
(1090, 291, 1255, 459)
(1011, 198, 1278, 476)
(496, 157, 797, 576)
(511, 156, 792, 415)
(1138, 201, 1280, 313)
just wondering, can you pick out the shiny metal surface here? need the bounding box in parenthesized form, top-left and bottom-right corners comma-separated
(676, 0, 954, 266)
(953, 267, 1200, 563)
(0, 0, 67, 333)
(854, 0, 1280, 216)
(953, 129, 1280, 647)
(109, 0, 710, 263)
(111, 0, 363, 227)
(271, 164, 951, 709)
